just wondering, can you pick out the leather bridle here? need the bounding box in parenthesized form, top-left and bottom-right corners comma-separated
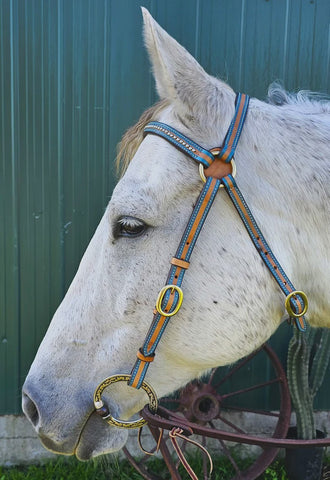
(93, 93, 308, 429)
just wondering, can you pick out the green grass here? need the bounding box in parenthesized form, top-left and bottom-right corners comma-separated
(1, 453, 329, 480)
(0, 455, 291, 480)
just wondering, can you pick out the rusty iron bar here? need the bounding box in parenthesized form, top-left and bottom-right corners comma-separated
(142, 405, 330, 449)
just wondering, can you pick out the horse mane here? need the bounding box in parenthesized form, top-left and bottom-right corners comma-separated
(116, 99, 169, 176)
(267, 82, 330, 113)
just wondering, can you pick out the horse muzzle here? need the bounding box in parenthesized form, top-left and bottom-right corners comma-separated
(22, 378, 128, 459)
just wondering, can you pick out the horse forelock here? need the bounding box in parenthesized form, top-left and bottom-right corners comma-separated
(116, 99, 170, 176)
(116, 84, 329, 178)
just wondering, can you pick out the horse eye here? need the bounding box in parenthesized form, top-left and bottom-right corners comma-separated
(114, 216, 147, 238)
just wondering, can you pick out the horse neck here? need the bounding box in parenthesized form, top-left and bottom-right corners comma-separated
(238, 100, 327, 198)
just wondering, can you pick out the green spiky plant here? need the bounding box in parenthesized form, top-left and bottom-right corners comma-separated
(287, 326, 330, 439)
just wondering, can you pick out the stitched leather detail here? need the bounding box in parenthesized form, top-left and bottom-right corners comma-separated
(171, 257, 190, 269)
(129, 178, 221, 389)
(218, 93, 250, 163)
(222, 174, 307, 331)
(144, 122, 214, 167)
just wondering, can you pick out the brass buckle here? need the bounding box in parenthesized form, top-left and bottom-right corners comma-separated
(155, 285, 184, 317)
(285, 290, 308, 318)
(94, 374, 158, 429)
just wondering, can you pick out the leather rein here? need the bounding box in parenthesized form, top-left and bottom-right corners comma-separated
(93, 93, 308, 429)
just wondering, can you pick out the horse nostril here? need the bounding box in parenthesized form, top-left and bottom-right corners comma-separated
(22, 391, 40, 428)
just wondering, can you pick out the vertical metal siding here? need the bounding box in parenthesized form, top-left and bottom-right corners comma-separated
(1, 0, 20, 414)
(196, 0, 330, 95)
(1, 0, 329, 414)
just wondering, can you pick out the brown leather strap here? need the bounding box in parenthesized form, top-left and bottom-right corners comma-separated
(170, 257, 190, 269)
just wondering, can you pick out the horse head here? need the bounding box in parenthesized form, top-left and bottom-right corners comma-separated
(22, 9, 330, 460)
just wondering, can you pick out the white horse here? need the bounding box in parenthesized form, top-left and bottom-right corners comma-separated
(22, 9, 329, 461)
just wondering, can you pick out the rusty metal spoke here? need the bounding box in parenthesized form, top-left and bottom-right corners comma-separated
(209, 422, 242, 476)
(122, 446, 162, 480)
(223, 405, 280, 417)
(211, 347, 262, 390)
(215, 414, 247, 434)
(207, 367, 219, 386)
(201, 435, 208, 480)
(221, 377, 281, 401)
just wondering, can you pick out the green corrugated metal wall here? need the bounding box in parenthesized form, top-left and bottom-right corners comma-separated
(1, 0, 329, 415)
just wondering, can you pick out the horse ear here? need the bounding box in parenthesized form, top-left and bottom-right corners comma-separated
(141, 8, 233, 120)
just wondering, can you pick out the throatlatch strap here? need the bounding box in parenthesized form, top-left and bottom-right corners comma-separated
(129, 177, 221, 389)
(221, 174, 306, 331)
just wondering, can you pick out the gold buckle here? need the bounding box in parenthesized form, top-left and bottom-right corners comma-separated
(155, 285, 184, 317)
(94, 374, 158, 429)
(199, 158, 236, 186)
(285, 290, 308, 318)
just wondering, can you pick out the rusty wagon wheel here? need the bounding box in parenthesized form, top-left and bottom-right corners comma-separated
(122, 343, 291, 480)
